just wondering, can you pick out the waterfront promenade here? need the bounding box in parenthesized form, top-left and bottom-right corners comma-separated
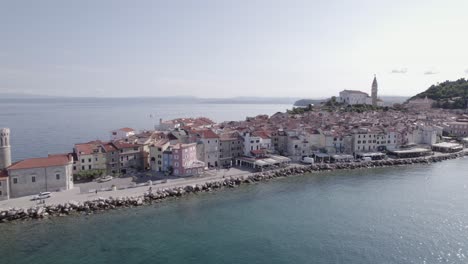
(0, 166, 272, 210)
(1, 150, 466, 212)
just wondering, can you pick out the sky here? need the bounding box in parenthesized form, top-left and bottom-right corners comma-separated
(1, 0, 468, 98)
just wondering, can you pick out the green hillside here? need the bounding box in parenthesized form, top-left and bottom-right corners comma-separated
(410, 78, 468, 109)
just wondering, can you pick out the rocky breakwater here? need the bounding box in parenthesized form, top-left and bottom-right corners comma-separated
(0, 152, 465, 223)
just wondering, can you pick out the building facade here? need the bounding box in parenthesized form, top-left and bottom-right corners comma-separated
(149, 139, 170, 172)
(7, 154, 74, 198)
(72, 141, 107, 174)
(170, 143, 205, 176)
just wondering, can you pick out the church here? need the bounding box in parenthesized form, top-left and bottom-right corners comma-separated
(338, 75, 383, 106)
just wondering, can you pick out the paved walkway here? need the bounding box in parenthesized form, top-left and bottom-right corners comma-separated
(1, 150, 465, 210)
(0, 166, 261, 210)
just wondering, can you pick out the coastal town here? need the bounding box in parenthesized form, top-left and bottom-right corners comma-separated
(0, 76, 468, 208)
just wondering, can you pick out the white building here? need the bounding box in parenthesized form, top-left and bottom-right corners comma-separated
(6, 154, 74, 198)
(338, 76, 383, 106)
(338, 90, 372, 105)
(242, 132, 263, 156)
(407, 125, 441, 145)
(110, 127, 135, 141)
(352, 128, 398, 153)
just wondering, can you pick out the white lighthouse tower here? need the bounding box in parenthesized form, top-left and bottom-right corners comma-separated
(0, 128, 12, 170)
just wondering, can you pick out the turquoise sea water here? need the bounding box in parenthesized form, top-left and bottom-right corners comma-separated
(1, 158, 468, 264)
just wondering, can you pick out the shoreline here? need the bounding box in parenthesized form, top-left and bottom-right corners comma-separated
(0, 151, 466, 223)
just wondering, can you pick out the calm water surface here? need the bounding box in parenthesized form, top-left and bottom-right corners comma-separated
(0, 98, 290, 161)
(1, 159, 468, 264)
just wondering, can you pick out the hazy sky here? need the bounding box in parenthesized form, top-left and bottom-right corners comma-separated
(1, 0, 468, 98)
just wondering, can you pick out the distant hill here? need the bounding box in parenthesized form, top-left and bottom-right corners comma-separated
(200, 97, 299, 105)
(409, 78, 468, 109)
(0, 92, 57, 98)
(0, 94, 299, 105)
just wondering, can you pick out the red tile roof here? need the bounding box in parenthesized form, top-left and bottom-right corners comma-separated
(119, 127, 135, 132)
(0, 169, 8, 179)
(102, 142, 117, 152)
(199, 129, 219, 139)
(112, 141, 140, 149)
(8, 154, 73, 170)
(252, 131, 271, 139)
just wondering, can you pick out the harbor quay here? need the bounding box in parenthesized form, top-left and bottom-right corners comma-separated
(0, 150, 466, 223)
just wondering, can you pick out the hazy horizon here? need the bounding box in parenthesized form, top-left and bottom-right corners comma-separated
(1, 0, 468, 98)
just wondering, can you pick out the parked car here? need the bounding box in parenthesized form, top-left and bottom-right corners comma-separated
(31, 192, 51, 200)
(96, 175, 113, 183)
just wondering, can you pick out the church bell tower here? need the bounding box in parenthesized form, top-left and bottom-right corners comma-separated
(371, 75, 378, 106)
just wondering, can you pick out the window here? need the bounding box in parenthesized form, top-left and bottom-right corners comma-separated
(81, 159, 85, 163)
(0, 190, 2, 196)
(95, 157, 98, 161)
(0, 181, 1, 186)
(112, 151, 115, 155)
(126, 156, 129, 161)
(73, 166, 76, 170)
(88, 165, 92, 169)
(32, 176, 36, 183)
(112, 164, 115, 168)
(112, 158, 115, 162)
(88, 158, 91, 162)
(134, 154, 136, 159)
(82, 166, 85, 170)
(56, 174, 60, 180)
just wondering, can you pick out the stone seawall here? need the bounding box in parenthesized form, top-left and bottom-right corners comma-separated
(0, 152, 465, 223)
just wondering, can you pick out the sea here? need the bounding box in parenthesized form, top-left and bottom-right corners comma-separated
(0, 97, 291, 162)
(1, 98, 468, 264)
(0, 159, 468, 263)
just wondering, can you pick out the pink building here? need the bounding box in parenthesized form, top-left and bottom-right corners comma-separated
(171, 143, 205, 176)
